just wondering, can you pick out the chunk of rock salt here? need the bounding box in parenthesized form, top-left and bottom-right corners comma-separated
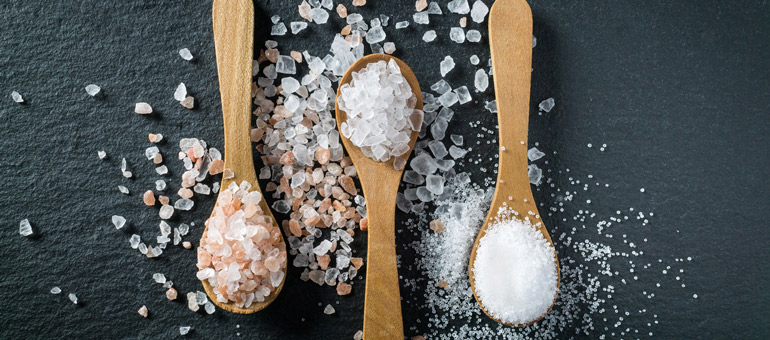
(19, 219, 33, 236)
(118, 185, 129, 195)
(466, 29, 482, 42)
(413, 12, 429, 25)
(138, 305, 148, 317)
(395, 21, 409, 29)
(179, 48, 193, 61)
(309, 8, 329, 24)
(174, 83, 187, 102)
(539, 97, 555, 112)
(474, 69, 489, 92)
(426, 1, 443, 14)
(470, 55, 480, 65)
(134, 102, 152, 114)
(111, 215, 126, 229)
(179, 326, 191, 335)
(439, 56, 455, 77)
(448, 0, 470, 14)
(323, 304, 336, 314)
(527, 147, 545, 161)
(528, 164, 543, 185)
(422, 30, 437, 42)
(454, 86, 472, 104)
(271, 22, 287, 36)
(97, 150, 107, 159)
(449, 27, 465, 43)
(276, 56, 297, 74)
(11, 91, 23, 103)
(159, 205, 174, 219)
(51, 287, 62, 294)
(68, 293, 78, 304)
(291, 21, 308, 34)
(85, 84, 101, 96)
(383, 42, 396, 54)
(470, 0, 489, 23)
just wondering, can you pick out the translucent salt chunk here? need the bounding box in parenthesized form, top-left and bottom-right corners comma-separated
(174, 198, 194, 211)
(396, 193, 413, 213)
(470, 55, 480, 65)
(159, 205, 174, 219)
(134, 102, 152, 114)
(439, 56, 455, 77)
(11, 91, 23, 103)
(449, 27, 465, 43)
(19, 219, 33, 236)
(428, 140, 448, 159)
(431, 79, 451, 94)
(68, 293, 78, 304)
(474, 69, 489, 92)
(539, 97, 555, 112)
(454, 86, 472, 104)
(271, 22, 287, 36)
(437, 90, 459, 107)
(450, 134, 464, 146)
(395, 21, 409, 29)
(431, 118, 448, 140)
(153, 273, 167, 284)
(281, 77, 300, 93)
(413, 12, 429, 25)
(179, 48, 193, 60)
(97, 150, 107, 159)
(383, 42, 396, 54)
(404, 170, 425, 185)
(528, 147, 546, 161)
(130, 234, 141, 249)
(422, 30, 437, 42)
(174, 83, 187, 101)
(485, 100, 497, 113)
(426, 1, 443, 14)
(204, 302, 215, 314)
(309, 8, 329, 24)
(291, 21, 308, 34)
(448, 0, 470, 14)
(470, 1, 489, 23)
(366, 26, 386, 44)
(179, 326, 191, 335)
(155, 180, 166, 191)
(276, 56, 297, 74)
(118, 185, 129, 195)
(425, 174, 445, 195)
(50, 287, 61, 294)
(528, 164, 543, 185)
(466, 29, 482, 42)
(85, 84, 101, 96)
(111, 215, 126, 229)
(323, 304, 335, 314)
(448, 145, 468, 159)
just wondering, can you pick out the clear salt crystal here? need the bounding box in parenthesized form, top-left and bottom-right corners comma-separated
(309, 8, 329, 24)
(179, 48, 193, 61)
(470, 55, 480, 65)
(437, 90, 459, 107)
(134, 102, 152, 114)
(448, 0, 470, 14)
(440, 56, 455, 77)
(19, 219, 33, 236)
(174, 198, 194, 211)
(416, 187, 433, 202)
(528, 147, 545, 161)
(413, 12, 429, 24)
(485, 100, 497, 113)
(422, 30, 437, 42)
(271, 15, 280, 24)
(276, 56, 297, 74)
(450, 134, 464, 146)
(155, 180, 166, 191)
(130, 234, 141, 249)
(193, 183, 210, 195)
(97, 150, 107, 160)
(138, 243, 148, 254)
(85, 84, 100, 96)
(539, 97, 555, 112)
(323, 304, 335, 314)
(470, 0, 489, 23)
(455, 86, 472, 104)
(153, 273, 166, 284)
(366, 26, 386, 44)
(174, 83, 187, 102)
(111, 215, 126, 229)
(426, 1, 443, 14)
(398, 192, 415, 211)
(474, 69, 489, 92)
(448, 145, 468, 159)
(403, 170, 425, 185)
(291, 21, 308, 34)
(533, 36, 537, 48)
(156, 165, 169, 175)
(159, 205, 174, 219)
(450, 27, 465, 43)
(281, 77, 300, 94)
(426, 174, 445, 195)
(431, 79, 451, 94)
(395, 21, 409, 29)
(428, 140, 449, 159)
(431, 117, 448, 140)
(11, 91, 23, 103)
(50, 287, 61, 294)
(528, 164, 543, 185)
(383, 42, 396, 54)
(179, 326, 191, 335)
(410, 154, 439, 175)
(466, 29, 482, 42)
(204, 302, 215, 314)
(271, 22, 288, 36)
(370, 43, 384, 54)
(118, 185, 129, 195)
(68, 293, 78, 304)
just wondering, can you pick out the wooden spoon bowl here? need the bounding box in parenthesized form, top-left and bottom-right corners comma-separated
(335, 54, 422, 340)
(200, 0, 286, 314)
(468, 0, 560, 327)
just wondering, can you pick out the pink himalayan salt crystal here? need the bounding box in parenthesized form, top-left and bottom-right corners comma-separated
(413, 336, 426, 340)
(158, 195, 170, 205)
(416, 0, 427, 11)
(143, 190, 156, 206)
(352, 0, 366, 7)
(138, 305, 148, 317)
(429, 219, 446, 233)
(338, 175, 357, 195)
(290, 51, 303, 63)
(298, 0, 312, 22)
(350, 257, 364, 269)
(178, 188, 194, 199)
(135, 102, 152, 114)
(181, 96, 194, 109)
(336, 4, 348, 18)
(315, 147, 330, 165)
(153, 153, 163, 164)
(183, 241, 192, 249)
(336, 282, 352, 295)
(148, 133, 163, 143)
(317, 254, 331, 270)
(438, 280, 450, 288)
(460, 17, 467, 28)
(166, 287, 178, 300)
(196, 183, 286, 308)
(209, 159, 224, 175)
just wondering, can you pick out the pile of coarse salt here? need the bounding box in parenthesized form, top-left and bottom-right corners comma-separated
(196, 182, 287, 308)
(471, 210, 558, 325)
(338, 59, 423, 167)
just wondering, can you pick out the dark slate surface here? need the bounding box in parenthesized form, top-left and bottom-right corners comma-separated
(1, 1, 769, 339)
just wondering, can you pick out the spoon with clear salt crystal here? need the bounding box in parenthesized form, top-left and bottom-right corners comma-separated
(201, 0, 286, 314)
(335, 54, 422, 340)
(468, 0, 560, 326)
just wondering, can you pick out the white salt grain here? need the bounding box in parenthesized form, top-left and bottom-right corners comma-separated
(134, 102, 152, 114)
(118, 185, 129, 195)
(448, 0, 470, 14)
(85, 84, 101, 96)
(439, 56, 455, 77)
(291, 21, 308, 34)
(413, 12, 429, 25)
(309, 8, 329, 24)
(271, 22, 288, 36)
(179, 326, 191, 335)
(527, 147, 545, 161)
(470, 0, 489, 23)
(97, 150, 107, 159)
(19, 219, 33, 236)
(323, 304, 335, 314)
(50, 287, 61, 294)
(153, 273, 167, 284)
(179, 48, 193, 61)
(470, 55, 480, 65)
(395, 21, 409, 29)
(68, 293, 78, 304)
(449, 27, 465, 43)
(538, 97, 555, 112)
(174, 83, 187, 102)
(11, 91, 23, 103)
(474, 69, 489, 92)
(111, 215, 127, 229)
(466, 29, 481, 42)
(422, 30, 437, 42)
(472, 216, 558, 325)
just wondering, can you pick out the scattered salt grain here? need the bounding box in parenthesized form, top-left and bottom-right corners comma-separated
(448, 0, 470, 14)
(466, 29, 482, 42)
(138, 305, 148, 317)
(450, 27, 465, 43)
(179, 326, 191, 335)
(97, 150, 107, 159)
(174, 83, 187, 102)
(413, 12, 429, 25)
(440, 56, 455, 77)
(19, 219, 33, 236)
(68, 293, 78, 304)
(276, 56, 297, 74)
(527, 147, 545, 161)
(422, 30, 437, 42)
(271, 22, 288, 36)
(474, 69, 489, 92)
(159, 204, 174, 219)
(366, 26, 386, 44)
(538, 97, 555, 112)
(383, 42, 396, 54)
(291, 21, 308, 34)
(118, 185, 130, 195)
(395, 21, 409, 29)
(179, 48, 193, 61)
(454, 86, 472, 104)
(470, 0, 489, 23)
(111, 215, 127, 229)
(426, 2, 443, 14)
(309, 8, 329, 24)
(51, 287, 61, 294)
(323, 304, 336, 314)
(130, 235, 141, 249)
(470, 55, 480, 65)
(352, 0, 366, 6)
(528, 164, 542, 185)
(11, 91, 23, 103)
(85, 84, 101, 96)
(134, 102, 152, 114)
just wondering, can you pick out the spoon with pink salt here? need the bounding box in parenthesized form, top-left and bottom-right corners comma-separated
(199, 0, 287, 314)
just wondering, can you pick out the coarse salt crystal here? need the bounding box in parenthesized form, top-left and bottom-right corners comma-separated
(179, 48, 193, 61)
(134, 102, 152, 114)
(11, 91, 24, 103)
(174, 83, 187, 102)
(19, 219, 33, 236)
(85, 84, 101, 96)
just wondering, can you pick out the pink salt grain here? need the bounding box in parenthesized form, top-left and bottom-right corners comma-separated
(350, 257, 364, 269)
(317, 255, 331, 270)
(352, 0, 366, 7)
(166, 287, 178, 300)
(339, 175, 357, 195)
(336, 282, 352, 295)
(143, 190, 156, 206)
(208, 159, 224, 175)
(336, 4, 348, 18)
(138, 305, 148, 317)
(429, 219, 446, 234)
(182, 241, 192, 249)
(416, 0, 427, 11)
(298, 0, 313, 22)
(315, 147, 330, 165)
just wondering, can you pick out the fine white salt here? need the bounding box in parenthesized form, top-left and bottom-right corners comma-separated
(472, 214, 558, 325)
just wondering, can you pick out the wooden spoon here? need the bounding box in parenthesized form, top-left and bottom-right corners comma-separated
(335, 54, 422, 340)
(200, 0, 286, 314)
(467, 0, 560, 327)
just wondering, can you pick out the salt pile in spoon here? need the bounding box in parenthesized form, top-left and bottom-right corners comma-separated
(196, 182, 286, 308)
(337, 59, 423, 166)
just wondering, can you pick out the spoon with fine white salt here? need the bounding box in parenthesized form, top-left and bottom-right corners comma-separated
(468, 0, 560, 327)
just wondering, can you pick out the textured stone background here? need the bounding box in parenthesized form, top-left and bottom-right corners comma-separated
(1, 0, 769, 339)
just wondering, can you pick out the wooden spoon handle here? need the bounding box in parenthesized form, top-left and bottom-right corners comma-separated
(213, 0, 255, 185)
(361, 175, 404, 340)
